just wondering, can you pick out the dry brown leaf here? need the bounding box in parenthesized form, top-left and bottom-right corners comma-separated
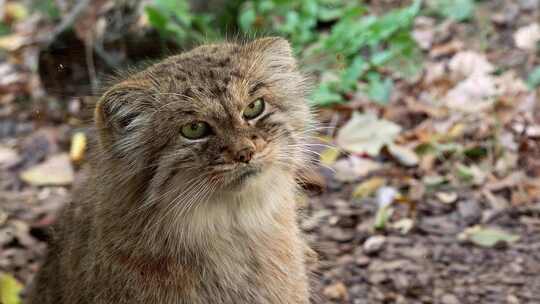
(412, 16, 436, 50)
(319, 147, 340, 166)
(323, 282, 348, 301)
(0, 34, 30, 51)
(336, 112, 402, 156)
(387, 144, 419, 167)
(444, 73, 497, 112)
(333, 156, 381, 182)
(69, 132, 87, 163)
(448, 51, 494, 79)
(429, 40, 464, 58)
(352, 177, 386, 199)
(20, 154, 74, 186)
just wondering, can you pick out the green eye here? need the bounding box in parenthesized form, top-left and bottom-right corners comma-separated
(243, 99, 265, 120)
(181, 121, 211, 139)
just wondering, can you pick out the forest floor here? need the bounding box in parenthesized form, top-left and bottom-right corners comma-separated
(1, 1, 540, 303)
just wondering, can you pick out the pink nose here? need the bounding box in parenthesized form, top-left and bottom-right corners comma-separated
(235, 147, 254, 163)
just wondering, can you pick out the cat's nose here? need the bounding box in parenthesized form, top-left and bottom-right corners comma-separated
(235, 147, 254, 163)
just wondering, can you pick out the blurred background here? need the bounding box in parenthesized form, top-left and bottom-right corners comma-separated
(0, 0, 539, 303)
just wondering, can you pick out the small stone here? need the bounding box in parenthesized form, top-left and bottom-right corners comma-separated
(436, 192, 458, 204)
(323, 282, 348, 301)
(0, 145, 18, 168)
(355, 255, 371, 266)
(507, 294, 520, 304)
(323, 227, 355, 242)
(441, 294, 460, 304)
(368, 272, 388, 284)
(458, 200, 481, 225)
(363, 235, 386, 255)
(392, 273, 411, 290)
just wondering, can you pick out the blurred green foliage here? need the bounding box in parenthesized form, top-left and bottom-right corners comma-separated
(32, 0, 60, 21)
(0, 23, 10, 36)
(528, 66, 540, 89)
(145, 0, 424, 107)
(426, 0, 475, 22)
(238, 0, 358, 49)
(145, 0, 218, 43)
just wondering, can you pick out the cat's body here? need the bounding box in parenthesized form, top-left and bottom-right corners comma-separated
(27, 38, 315, 304)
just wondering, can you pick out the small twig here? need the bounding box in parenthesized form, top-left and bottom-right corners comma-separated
(93, 43, 121, 68)
(85, 38, 99, 93)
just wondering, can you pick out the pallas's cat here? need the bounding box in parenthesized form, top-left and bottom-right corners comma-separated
(27, 37, 315, 304)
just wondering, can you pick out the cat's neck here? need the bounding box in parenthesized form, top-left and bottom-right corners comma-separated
(94, 165, 299, 257)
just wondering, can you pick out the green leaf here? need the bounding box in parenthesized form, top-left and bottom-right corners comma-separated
(527, 66, 540, 89)
(282, 11, 300, 33)
(0, 23, 10, 36)
(259, 0, 276, 12)
(370, 50, 394, 66)
(366, 73, 394, 105)
(239, 8, 257, 32)
(339, 56, 368, 91)
(310, 83, 343, 106)
(460, 226, 520, 247)
(456, 163, 474, 182)
(0, 273, 22, 304)
(423, 175, 448, 186)
(455, 164, 486, 185)
(302, 0, 318, 17)
(32, 0, 60, 20)
(464, 146, 488, 159)
(374, 205, 394, 230)
(318, 7, 347, 21)
(429, 0, 475, 22)
(154, 0, 192, 24)
(145, 6, 169, 32)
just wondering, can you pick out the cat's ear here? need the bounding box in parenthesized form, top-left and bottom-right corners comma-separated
(95, 81, 153, 150)
(247, 37, 297, 72)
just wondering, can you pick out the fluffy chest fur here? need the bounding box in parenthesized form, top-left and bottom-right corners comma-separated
(90, 170, 310, 304)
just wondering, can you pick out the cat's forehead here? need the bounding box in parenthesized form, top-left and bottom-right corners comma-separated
(144, 44, 263, 112)
(152, 43, 251, 85)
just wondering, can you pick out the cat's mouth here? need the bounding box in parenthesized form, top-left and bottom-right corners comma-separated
(230, 165, 262, 185)
(215, 164, 263, 189)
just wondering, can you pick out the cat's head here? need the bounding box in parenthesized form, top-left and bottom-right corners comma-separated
(95, 37, 313, 205)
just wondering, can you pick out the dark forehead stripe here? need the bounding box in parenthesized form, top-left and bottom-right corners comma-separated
(249, 82, 265, 95)
(218, 57, 231, 67)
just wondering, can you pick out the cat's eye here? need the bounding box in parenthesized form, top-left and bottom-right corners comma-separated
(181, 121, 211, 139)
(243, 99, 265, 120)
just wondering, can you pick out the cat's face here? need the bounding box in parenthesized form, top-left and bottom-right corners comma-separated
(95, 38, 312, 204)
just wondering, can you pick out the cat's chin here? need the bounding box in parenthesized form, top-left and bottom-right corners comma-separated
(223, 165, 264, 190)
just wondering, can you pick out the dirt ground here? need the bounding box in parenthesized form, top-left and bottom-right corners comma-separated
(1, 133, 540, 304)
